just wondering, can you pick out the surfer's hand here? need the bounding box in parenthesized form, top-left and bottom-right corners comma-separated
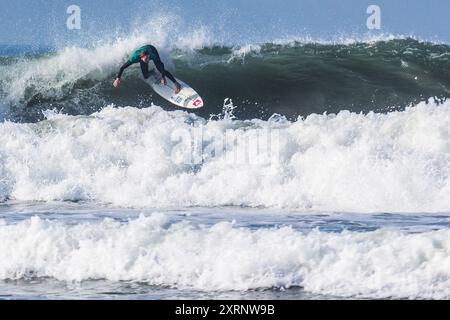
(113, 78, 121, 88)
(160, 78, 167, 86)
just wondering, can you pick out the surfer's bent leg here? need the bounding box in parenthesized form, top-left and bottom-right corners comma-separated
(140, 61, 150, 79)
(117, 61, 132, 79)
(164, 70, 177, 84)
(150, 47, 178, 85)
(153, 59, 177, 84)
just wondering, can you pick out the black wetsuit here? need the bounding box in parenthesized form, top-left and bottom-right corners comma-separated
(117, 45, 178, 84)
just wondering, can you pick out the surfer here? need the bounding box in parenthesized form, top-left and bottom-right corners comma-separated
(113, 44, 181, 94)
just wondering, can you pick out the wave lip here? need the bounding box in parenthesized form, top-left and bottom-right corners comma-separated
(1, 37, 449, 122)
(0, 213, 449, 299)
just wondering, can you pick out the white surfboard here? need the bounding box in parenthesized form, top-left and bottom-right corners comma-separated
(143, 70, 204, 109)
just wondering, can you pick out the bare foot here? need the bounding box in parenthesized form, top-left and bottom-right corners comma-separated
(174, 83, 181, 94)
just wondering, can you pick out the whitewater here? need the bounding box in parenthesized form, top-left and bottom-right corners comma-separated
(0, 210, 449, 299)
(0, 99, 449, 299)
(0, 14, 450, 299)
(0, 100, 450, 212)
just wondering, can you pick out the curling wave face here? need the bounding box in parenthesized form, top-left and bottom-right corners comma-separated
(0, 99, 450, 212)
(0, 38, 449, 121)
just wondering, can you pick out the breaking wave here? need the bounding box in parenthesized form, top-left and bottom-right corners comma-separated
(0, 213, 448, 299)
(0, 99, 450, 212)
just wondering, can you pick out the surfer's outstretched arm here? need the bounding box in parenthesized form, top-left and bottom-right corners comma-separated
(117, 61, 133, 79)
(114, 61, 134, 88)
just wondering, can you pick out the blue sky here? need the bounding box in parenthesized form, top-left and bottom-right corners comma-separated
(1, 0, 449, 46)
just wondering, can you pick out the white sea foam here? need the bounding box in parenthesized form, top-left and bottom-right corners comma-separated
(0, 15, 214, 103)
(0, 99, 450, 212)
(0, 38, 143, 102)
(228, 44, 262, 63)
(0, 213, 448, 298)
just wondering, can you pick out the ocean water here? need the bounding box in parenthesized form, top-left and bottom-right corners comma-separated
(0, 15, 450, 300)
(1, 203, 449, 300)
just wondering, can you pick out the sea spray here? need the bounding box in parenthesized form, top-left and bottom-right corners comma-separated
(1, 38, 449, 122)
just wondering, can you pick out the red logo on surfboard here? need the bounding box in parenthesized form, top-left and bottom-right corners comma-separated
(193, 99, 203, 107)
